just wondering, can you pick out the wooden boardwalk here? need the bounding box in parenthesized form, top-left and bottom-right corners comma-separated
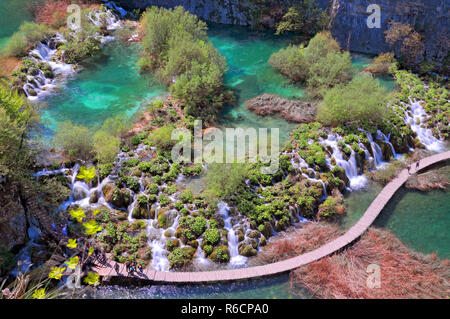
(92, 151, 450, 283)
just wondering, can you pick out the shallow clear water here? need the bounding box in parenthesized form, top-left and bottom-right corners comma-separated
(90, 273, 302, 299)
(40, 42, 167, 134)
(0, 0, 45, 49)
(342, 163, 450, 259)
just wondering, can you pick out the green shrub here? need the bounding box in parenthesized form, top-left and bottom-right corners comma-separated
(1, 22, 52, 57)
(317, 75, 390, 126)
(93, 131, 120, 164)
(204, 228, 220, 245)
(53, 121, 93, 161)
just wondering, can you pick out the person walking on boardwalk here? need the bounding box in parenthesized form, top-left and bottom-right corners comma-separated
(407, 165, 411, 175)
(416, 160, 420, 169)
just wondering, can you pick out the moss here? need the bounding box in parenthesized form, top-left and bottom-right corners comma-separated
(204, 228, 220, 245)
(209, 245, 230, 263)
(168, 246, 196, 269)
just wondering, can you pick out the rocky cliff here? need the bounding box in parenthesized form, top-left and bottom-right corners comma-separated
(330, 0, 449, 65)
(114, 0, 448, 63)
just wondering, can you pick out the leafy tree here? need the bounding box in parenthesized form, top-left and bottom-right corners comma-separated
(53, 121, 93, 161)
(147, 125, 176, 151)
(275, 1, 329, 37)
(385, 21, 424, 67)
(0, 80, 40, 183)
(93, 130, 120, 164)
(138, 6, 231, 122)
(317, 75, 390, 126)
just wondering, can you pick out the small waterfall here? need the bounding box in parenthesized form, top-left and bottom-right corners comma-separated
(218, 202, 247, 267)
(321, 134, 367, 189)
(376, 130, 398, 158)
(404, 98, 444, 152)
(361, 129, 384, 167)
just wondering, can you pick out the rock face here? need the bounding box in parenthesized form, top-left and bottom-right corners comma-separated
(0, 202, 28, 251)
(329, 0, 449, 67)
(246, 94, 317, 123)
(120, 0, 448, 65)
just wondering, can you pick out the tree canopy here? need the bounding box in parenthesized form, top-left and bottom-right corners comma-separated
(316, 75, 391, 127)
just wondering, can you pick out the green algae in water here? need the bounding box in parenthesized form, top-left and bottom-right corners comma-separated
(41, 41, 167, 133)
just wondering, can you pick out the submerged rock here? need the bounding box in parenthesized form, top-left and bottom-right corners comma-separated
(246, 94, 317, 123)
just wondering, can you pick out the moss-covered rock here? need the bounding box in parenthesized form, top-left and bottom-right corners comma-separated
(238, 244, 257, 257)
(103, 183, 131, 209)
(157, 209, 176, 228)
(168, 246, 196, 269)
(209, 245, 230, 263)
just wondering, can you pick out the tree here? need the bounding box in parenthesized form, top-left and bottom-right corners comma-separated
(268, 45, 308, 82)
(385, 21, 424, 67)
(275, 1, 329, 37)
(53, 121, 93, 161)
(317, 75, 390, 126)
(138, 6, 230, 123)
(366, 52, 398, 75)
(269, 31, 351, 96)
(0, 80, 40, 181)
(93, 131, 120, 164)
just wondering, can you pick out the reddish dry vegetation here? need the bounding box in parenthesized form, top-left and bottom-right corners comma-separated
(260, 223, 450, 299)
(0, 57, 21, 78)
(253, 222, 344, 264)
(32, 0, 99, 28)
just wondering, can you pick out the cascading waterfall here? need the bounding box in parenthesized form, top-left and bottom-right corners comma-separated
(218, 202, 247, 267)
(376, 130, 398, 158)
(321, 134, 367, 189)
(23, 8, 122, 101)
(360, 129, 384, 167)
(403, 98, 444, 152)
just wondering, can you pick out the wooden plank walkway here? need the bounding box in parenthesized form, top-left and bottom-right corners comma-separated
(92, 151, 450, 283)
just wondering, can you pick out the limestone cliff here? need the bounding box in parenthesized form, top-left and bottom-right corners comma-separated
(114, 0, 448, 64)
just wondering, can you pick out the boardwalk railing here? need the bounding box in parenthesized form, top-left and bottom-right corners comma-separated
(93, 151, 450, 283)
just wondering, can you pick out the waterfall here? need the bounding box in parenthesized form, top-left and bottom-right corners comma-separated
(404, 98, 444, 152)
(360, 129, 384, 167)
(321, 134, 367, 189)
(218, 202, 247, 267)
(376, 130, 398, 158)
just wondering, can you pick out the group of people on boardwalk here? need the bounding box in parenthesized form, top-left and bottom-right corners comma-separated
(126, 261, 143, 275)
(407, 160, 420, 175)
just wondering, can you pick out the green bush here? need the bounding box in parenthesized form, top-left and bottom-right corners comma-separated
(317, 75, 391, 126)
(93, 131, 120, 164)
(53, 121, 93, 161)
(204, 228, 220, 245)
(269, 31, 351, 95)
(1, 22, 52, 57)
(139, 6, 231, 122)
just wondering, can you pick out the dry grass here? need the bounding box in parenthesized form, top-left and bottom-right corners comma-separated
(252, 222, 343, 265)
(33, 0, 99, 28)
(289, 226, 450, 299)
(0, 57, 21, 77)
